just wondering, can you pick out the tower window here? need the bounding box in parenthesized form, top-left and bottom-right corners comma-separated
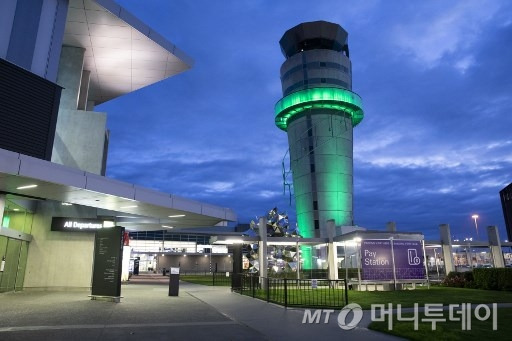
(314, 220, 319, 230)
(313, 201, 318, 210)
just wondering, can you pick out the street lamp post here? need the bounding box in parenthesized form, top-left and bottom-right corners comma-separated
(471, 214, 479, 239)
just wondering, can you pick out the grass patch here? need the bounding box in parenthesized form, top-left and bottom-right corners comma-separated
(369, 307, 511, 340)
(348, 287, 512, 309)
(243, 287, 346, 308)
(179, 275, 231, 286)
(238, 285, 512, 309)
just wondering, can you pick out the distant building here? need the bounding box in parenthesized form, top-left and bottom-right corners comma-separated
(500, 182, 512, 241)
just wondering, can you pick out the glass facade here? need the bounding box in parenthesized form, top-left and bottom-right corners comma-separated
(0, 198, 33, 292)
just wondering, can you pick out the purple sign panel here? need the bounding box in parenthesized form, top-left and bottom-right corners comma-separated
(392, 240, 425, 280)
(360, 239, 426, 281)
(361, 240, 393, 280)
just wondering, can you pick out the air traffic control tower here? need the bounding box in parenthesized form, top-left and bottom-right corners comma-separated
(275, 21, 364, 240)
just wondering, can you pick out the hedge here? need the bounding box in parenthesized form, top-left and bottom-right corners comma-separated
(473, 268, 512, 291)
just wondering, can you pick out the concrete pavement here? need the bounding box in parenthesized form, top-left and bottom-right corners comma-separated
(0, 276, 401, 341)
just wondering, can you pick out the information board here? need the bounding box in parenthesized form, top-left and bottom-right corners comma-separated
(360, 240, 393, 280)
(360, 239, 425, 281)
(91, 226, 124, 297)
(392, 240, 425, 279)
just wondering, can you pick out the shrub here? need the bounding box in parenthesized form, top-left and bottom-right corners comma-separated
(441, 271, 472, 288)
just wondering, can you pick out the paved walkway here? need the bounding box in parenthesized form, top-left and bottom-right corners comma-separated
(0, 277, 401, 341)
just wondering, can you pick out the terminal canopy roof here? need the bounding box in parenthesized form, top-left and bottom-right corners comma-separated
(64, 0, 193, 104)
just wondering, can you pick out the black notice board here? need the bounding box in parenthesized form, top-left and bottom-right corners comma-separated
(91, 226, 124, 297)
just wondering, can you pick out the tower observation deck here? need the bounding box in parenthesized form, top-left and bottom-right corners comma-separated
(275, 21, 364, 242)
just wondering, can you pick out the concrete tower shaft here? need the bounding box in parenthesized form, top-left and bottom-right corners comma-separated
(275, 21, 364, 239)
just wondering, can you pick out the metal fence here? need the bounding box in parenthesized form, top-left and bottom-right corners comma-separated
(179, 272, 232, 286)
(232, 273, 348, 308)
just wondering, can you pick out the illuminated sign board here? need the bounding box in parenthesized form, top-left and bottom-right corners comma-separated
(51, 217, 115, 232)
(360, 239, 425, 281)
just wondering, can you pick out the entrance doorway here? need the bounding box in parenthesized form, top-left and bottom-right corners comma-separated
(0, 237, 29, 292)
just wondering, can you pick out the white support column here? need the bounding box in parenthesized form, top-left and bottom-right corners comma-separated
(0, 194, 5, 226)
(487, 225, 505, 268)
(327, 219, 338, 280)
(439, 224, 455, 274)
(296, 241, 300, 280)
(258, 217, 268, 289)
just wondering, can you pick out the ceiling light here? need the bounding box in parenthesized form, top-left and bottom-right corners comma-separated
(16, 184, 38, 190)
(162, 225, 174, 229)
(168, 214, 185, 218)
(120, 205, 138, 209)
(13, 208, 20, 211)
(61, 203, 73, 206)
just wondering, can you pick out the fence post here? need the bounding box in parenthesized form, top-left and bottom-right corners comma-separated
(284, 278, 288, 308)
(344, 279, 349, 306)
(212, 272, 215, 286)
(266, 277, 270, 302)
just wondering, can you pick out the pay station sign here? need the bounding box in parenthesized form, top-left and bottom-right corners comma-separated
(360, 239, 425, 280)
(51, 217, 114, 232)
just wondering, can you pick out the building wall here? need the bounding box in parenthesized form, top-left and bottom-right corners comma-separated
(24, 201, 97, 290)
(280, 49, 351, 96)
(51, 46, 108, 174)
(0, 59, 62, 161)
(287, 111, 353, 237)
(500, 183, 512, 241)
(0, 0, 68, 82)
(52, 109, 107, 174)
(157, 254, 233, 273)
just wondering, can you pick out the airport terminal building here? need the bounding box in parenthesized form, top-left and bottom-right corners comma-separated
(0, 0, 236, 293)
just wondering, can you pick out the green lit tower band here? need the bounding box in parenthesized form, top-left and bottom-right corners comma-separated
(275, 21, 364, 242)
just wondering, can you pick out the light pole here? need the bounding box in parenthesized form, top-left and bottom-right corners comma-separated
(471, 214, 479, 239)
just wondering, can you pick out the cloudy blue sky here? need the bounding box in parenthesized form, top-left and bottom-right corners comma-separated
(99, 0, 512, 240)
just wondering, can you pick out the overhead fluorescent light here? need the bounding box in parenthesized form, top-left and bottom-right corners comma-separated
(13, 208, 20, 211)
(16, 184, 38, 190)
(116, 215, 138, 218)
(162, 225, 174, 229)
(61, 203, 73, 206)
(120, 205, 138, 209)
(168, 214, 185, 218)
(223, 239, 244, 244)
